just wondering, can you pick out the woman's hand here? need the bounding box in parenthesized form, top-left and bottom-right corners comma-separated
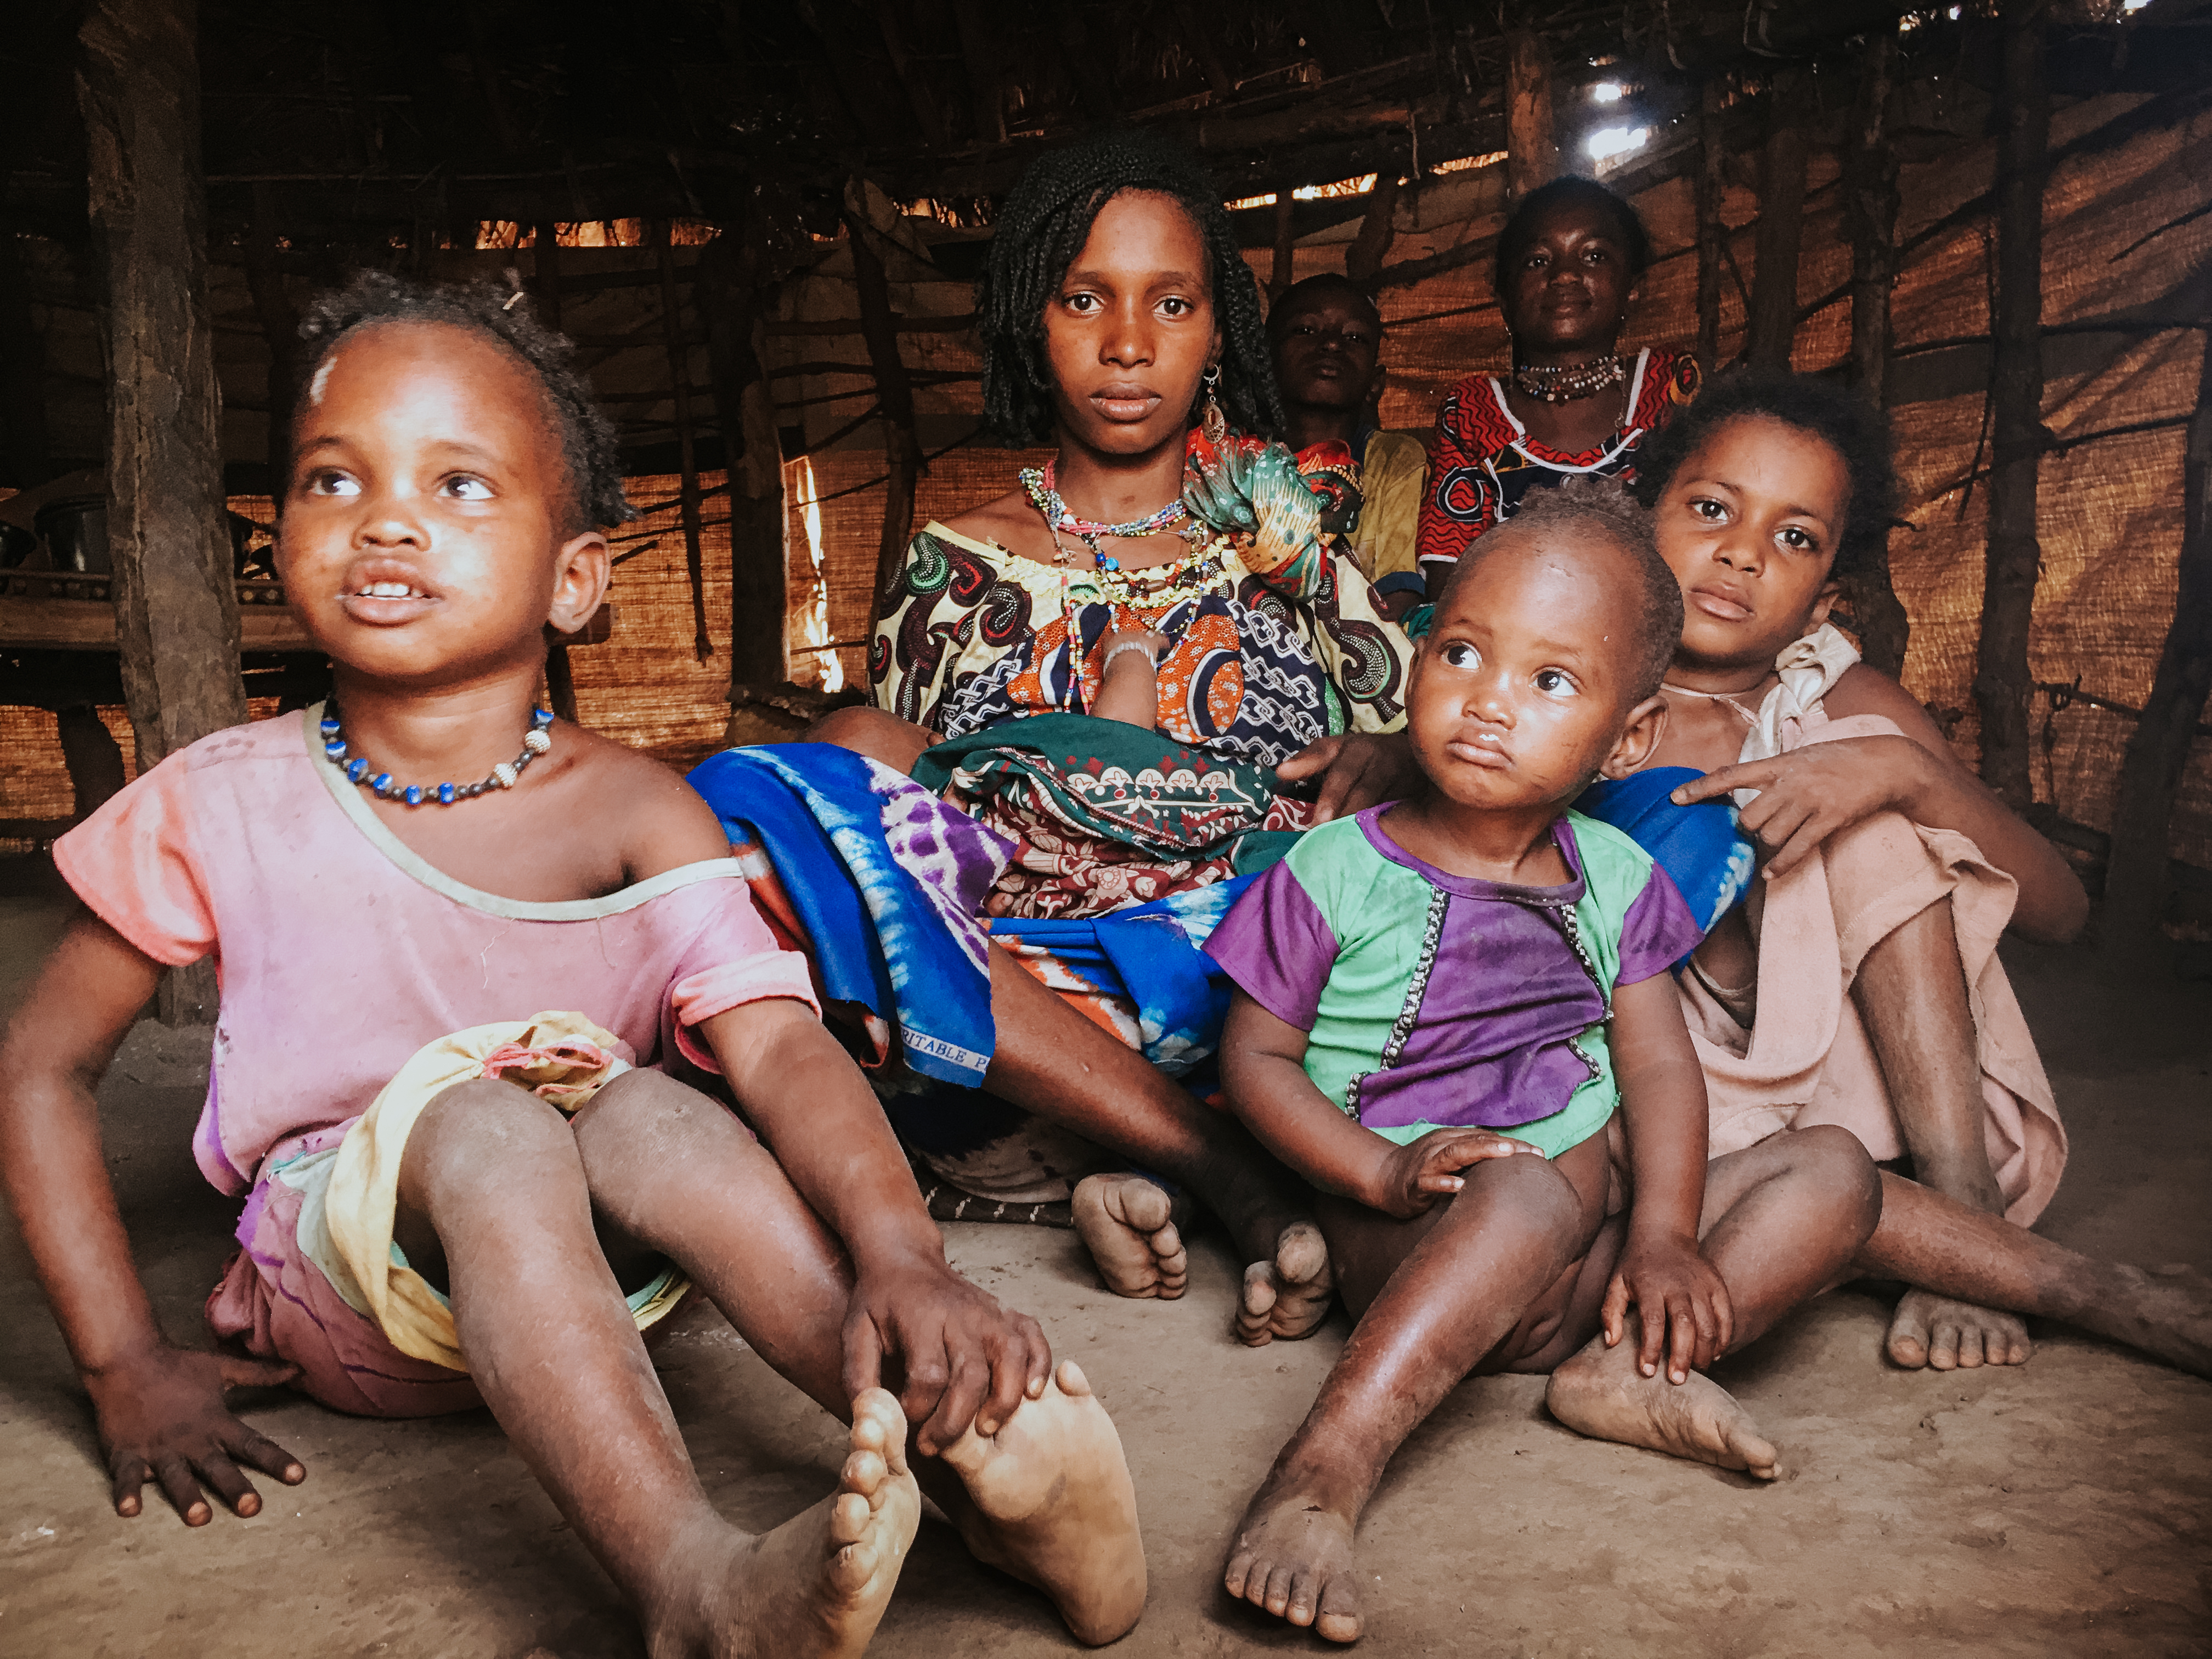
(1670, 734, 1934, 879)
(1370, 1127, 1543, 1221)
(843, 1247, 1053, 1456)
(1278, 730, 1423, 823)
(86, 1344, 304, 1524)
(1601, 1231, 1734, 1384)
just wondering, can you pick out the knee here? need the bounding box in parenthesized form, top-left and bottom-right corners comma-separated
(1475, 1149, 1587, 1239)
(408, 1077, 575, 1203)
(570, 1066, 739, 1162)
(1788, 1124, 1884, 1241)
(805, 706, 930, 772)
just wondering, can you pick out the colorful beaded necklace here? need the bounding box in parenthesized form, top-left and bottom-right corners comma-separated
(1512, 354, 1626, 405)
(1019, 461, 1194, 570)
(320, 703, 555, 806)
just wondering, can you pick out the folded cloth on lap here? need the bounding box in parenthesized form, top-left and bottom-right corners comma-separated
(912, 713, 1307, 920)
(687, 744, 1012, 1088)
(322, 1012, 691, 1373)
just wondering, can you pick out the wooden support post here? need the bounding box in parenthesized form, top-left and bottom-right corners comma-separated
(243, 184, 300, 486)
(78, 0, 245, 1025)
(1505, 31, 1559, 208)
(1972, 2, 2051, 810)
(874, 0, 951, 148)
(1270, 194, 1297, 302)
(1842, 38, 1911, 680)
(1344, 172, 1402, 285)
(1694, 78, 1726, 378)
(2101, 330, 2212, 950)
(530, 221, 563, 332)
(0, 221, 52, 488)
(1746, 67, 1810, 371)
(699, 226, 789, 693)
(654, 219, 713, 662)
(845, 204, 922, 625)
(951, 0, 1005, 146)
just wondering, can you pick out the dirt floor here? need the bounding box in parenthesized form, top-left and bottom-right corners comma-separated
(2, 853, 2208, 1658)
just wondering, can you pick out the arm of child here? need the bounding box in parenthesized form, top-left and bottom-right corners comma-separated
(1087, 625, 1171, 729)
(1669, 664, 2088, 943)
(0, 914, 305, 1525)
(1601, 972, 1734, 1387)
(691, 998, 1052, 1455)
(1219, 989, 1540, 1220)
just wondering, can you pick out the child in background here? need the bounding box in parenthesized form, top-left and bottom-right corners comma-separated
(0, 273, 1145, 1658)
(1610, 370, 2212, 1380)
(1207, 480, 1882, 1644)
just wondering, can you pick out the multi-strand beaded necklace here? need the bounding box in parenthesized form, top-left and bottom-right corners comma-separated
(1512, 354, 1627, 405)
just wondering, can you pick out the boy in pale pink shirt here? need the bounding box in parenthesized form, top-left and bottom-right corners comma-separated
(2, 272, 1145, 1658)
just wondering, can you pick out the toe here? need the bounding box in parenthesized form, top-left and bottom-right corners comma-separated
(1314, 1578, 1363, 1644)
(1113, 1177, 1175, 1235)
(1054, 1358, 1092, 1399)
(1928, 1320, 1961, 1370)
(1275, 1222, 1330, 1287)
(1242, 1260, 1281, 1316)
(1263, 1562, 1299, 1620)
(831, 1489, 872, 1547)
(1955, 1326, 1986, 1368)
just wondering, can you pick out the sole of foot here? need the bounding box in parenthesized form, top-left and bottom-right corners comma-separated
(663, 1388, 919, 1659)
(1886, 1288, 2032, 1370)
(1544, 1335, 1779, 1481)
(1237, 1222, 1334, 1347)
(1072, 1173, 1188, 1300)
(1222, 1479, 1364, 1644)
(938, 1359, 1147, 1646)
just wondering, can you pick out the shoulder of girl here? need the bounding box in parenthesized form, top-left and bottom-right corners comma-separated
(1820, 662, 1921, 723)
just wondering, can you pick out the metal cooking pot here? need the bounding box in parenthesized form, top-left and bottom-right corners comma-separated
(0, 521, 36, 569)
(35, 498, 111, 575)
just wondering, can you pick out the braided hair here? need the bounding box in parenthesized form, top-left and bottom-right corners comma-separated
(977, 132, 1284, 446)
(290, 269, 635, 532)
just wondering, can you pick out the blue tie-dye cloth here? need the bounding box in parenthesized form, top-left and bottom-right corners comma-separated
(1575, 768, 1757, 937)
(686, 745, 1012, 1087)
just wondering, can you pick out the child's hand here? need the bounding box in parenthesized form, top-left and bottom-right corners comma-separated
(86, 1344, 304, 1525)
(843, 1249, 1053, 1457)
(1601, 1232, 1734, 1384)
(1374, 1127, 1543, 1220)
(1669, 735, 1932, 879)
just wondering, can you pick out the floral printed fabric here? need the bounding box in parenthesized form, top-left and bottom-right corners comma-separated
(870, 432, 1413, 771)
(1415, 347, 1700, 578)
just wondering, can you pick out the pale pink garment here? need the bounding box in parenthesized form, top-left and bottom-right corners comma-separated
(1681, 710, 2068, 1224)
(54, 706, 819, 1414)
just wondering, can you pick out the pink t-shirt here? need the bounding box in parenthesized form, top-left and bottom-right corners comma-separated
(54, 706, 817, 1195)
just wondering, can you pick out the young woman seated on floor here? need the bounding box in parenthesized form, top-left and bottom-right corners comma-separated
(0, 274, 1149, 1658)
(1580, 369, 2210, 1378)
(699, 132, 1431, 1345)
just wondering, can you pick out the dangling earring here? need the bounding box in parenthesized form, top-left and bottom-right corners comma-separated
(1199, 364, 1227, 443)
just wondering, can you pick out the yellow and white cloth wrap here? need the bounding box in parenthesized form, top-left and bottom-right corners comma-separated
(322, 1012, 689, 1372)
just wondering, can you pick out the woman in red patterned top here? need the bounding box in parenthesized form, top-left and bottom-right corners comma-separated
(1415, 176, 1700, 599)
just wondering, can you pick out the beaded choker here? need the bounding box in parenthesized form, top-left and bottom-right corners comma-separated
(1020, 461, 1196, 571)
(1512, 356, 1626, 405)
(320, 703, 555, 806)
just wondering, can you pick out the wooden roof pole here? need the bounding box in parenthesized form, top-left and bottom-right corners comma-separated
(698, 222, 789, 696)
(1745, 66, 1809, 371)
(1694, 78, 1726, 377)
(655, 218, 713, 663)
(1973, 1, 2052, 810)
(1843, 37, 1910, 680)
(1504, 30, 1559, 208)
(78, 0, 245, 1024)
(846, 201, 922, 629)
(2103, 326, 2212, 951)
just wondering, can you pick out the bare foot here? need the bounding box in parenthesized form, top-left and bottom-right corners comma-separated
(1545, 1335, 1779, 1480)
(1072, 1173, 1188, 1300)
(936, 1359, 1147, 1646)
(1235, 1222, 1335, 1346)
(1887, 1288, 2032, 1370)
(1221, 1473, 1364, 1643)
(2086, 1263, 2212, 1378)
(656, 1389, 920, 1659)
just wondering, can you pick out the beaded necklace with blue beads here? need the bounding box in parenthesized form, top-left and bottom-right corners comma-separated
(319, 702, 554, 806)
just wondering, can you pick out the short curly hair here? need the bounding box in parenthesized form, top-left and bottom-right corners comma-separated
(1494, 176, 1654, 297)
(975, 131, 1283, 446)
(1628, 369, 1898, 588)
(289, 269, 635, 532)
(1438, 476, 1681, 704)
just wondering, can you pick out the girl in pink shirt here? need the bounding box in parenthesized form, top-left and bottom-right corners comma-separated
(0, 273, 1145, 1658)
